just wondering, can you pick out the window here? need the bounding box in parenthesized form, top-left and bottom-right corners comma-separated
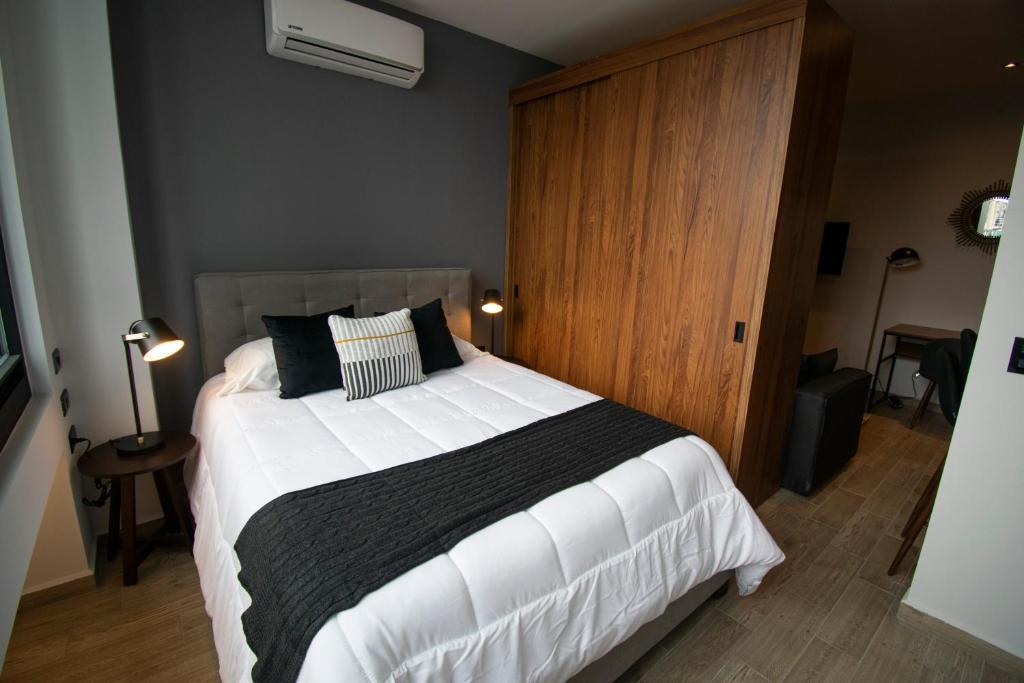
(0, 220, 29, 450)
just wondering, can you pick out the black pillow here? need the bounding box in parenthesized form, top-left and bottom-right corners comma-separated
(375, 299, 463, 374)
(262, 306, 354, 399)
(797, 348, 839, 386)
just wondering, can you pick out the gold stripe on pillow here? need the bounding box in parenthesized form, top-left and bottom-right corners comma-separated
(335, 329, 416, 344)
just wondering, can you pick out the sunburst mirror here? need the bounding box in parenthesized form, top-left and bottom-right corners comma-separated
(948, 180, 1010, 254)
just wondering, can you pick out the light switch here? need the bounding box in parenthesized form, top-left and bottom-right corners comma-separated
(1008, 337, 1024, 375)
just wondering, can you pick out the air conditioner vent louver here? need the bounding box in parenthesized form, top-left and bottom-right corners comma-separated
(283, 37, 417, 81)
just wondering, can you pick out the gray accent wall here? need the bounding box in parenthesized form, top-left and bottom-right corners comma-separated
(108, 0, 555, 429)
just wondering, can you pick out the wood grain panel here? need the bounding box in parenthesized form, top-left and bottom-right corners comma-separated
(622, 22, 799, 463)
(508, 21, 804, 469)
(506, 88, 587, 374)
(510, 0, 805, 105)
(562, 65, 658, 396)
(731, 0, 854, 504)
(505, 0, 852, 502)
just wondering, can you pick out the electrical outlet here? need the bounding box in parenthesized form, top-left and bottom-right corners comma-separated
(59, 388, 70, 416)
(52, 347, 61, 374)
(68, 425, 89, 453)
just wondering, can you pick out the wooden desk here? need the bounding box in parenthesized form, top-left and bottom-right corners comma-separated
(870, 324, 959, 409)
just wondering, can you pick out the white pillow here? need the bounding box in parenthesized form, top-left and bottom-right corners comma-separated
(451, 335, 484, 361)
(218, 337, 280, 396)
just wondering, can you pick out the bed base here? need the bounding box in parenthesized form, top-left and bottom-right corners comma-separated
(569, 571, 732, 683)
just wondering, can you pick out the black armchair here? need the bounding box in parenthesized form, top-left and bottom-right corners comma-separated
(781, 349, 871, 495)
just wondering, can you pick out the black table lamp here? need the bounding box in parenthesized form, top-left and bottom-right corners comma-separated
(112, 318, 184, 454)
(481, 289, 503, 353)
(863, 247, 921, 373)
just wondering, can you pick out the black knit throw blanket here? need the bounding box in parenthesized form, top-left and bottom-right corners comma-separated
(235, 399, 693, 683)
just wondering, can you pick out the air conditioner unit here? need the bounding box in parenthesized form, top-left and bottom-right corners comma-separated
(265, 0, 424, 88)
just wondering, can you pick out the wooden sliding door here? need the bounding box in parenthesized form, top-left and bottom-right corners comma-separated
(507, 21, 802, 468)
(508, 61, 660, 396)
(505, 0, 851, 503)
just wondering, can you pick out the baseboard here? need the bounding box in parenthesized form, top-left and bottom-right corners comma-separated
(95, 515, 165, 549)
(19, 570, 96, 610)
(897, 603, 1024, 676)
(869, 392, 941, 410)
(92, 511, 165, 538)
(19, 516, 170, 609)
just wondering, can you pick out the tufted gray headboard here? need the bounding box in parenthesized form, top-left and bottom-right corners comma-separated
(193, 268, 471, 379)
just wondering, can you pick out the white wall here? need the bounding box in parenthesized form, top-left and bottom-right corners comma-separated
(903, 127, 1024, 658)
(0, 31, 83, 660)
(806, 85, 1024, 400)
(0, 0, 160, 628)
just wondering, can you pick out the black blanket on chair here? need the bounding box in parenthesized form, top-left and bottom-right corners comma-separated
(235, 399, 693, 683)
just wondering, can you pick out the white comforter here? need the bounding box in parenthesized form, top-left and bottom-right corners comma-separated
(188, 348, 783, 683)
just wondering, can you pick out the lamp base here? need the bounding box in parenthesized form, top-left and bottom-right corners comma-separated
(111, 431, 166, 455)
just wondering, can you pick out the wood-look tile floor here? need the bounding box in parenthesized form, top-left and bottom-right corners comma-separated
(2, 406, 1019, 682)
(1, 543, 219, 683)
(618, 406, 1021, 683)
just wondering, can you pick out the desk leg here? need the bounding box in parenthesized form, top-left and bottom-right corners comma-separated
(883, 335, 900, 404)
(107, 478, 121, 561)
(120, 475, 137, 586)
(869, 332, 890, 410)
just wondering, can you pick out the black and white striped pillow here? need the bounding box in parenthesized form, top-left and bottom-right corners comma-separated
(328, 309, 426, 400)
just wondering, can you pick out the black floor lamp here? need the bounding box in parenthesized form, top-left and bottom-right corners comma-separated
(863, 247, 920, 407)
(112, 318, 184, 454)
(481, 289, 503, 354)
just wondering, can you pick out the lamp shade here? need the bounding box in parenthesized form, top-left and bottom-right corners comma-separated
(481, 289, 503, 315)
(887, 247, 920, 268)
(128, 318, 184, 362)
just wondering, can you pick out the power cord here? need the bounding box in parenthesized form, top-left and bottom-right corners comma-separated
(82, 477, 112, 508)
(69, 436, 111, 508)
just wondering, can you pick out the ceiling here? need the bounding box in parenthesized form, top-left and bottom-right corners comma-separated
(381, 0, 1023, 104)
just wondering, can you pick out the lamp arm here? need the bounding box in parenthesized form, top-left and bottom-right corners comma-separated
(123, 337, 143, 441)
(863, 260, 892, 371)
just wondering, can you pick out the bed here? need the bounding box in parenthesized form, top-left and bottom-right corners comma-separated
(187, 267, 784, 683)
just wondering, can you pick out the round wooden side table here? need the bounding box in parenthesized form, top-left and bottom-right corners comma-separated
(77, 432, 197, 586)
